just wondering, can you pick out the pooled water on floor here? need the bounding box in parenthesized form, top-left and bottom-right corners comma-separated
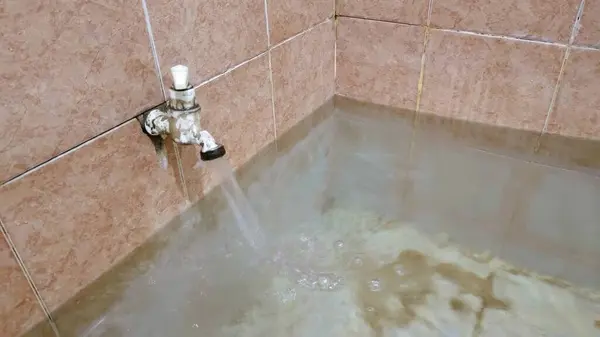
(219, 208, 600, 337)
(60, 100, 600, 337)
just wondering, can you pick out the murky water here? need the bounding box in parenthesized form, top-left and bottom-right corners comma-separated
(52, 99, 600, 337)
(216, 208, 599, 337)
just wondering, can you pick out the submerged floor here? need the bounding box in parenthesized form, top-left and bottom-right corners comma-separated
(35, 97, 600, 337)
(221, 208, 600, 337)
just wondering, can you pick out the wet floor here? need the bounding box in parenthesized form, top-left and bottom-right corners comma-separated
(34, 98, 600, 337)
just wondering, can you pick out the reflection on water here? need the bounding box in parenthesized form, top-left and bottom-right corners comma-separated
(56, 99, 600, 337)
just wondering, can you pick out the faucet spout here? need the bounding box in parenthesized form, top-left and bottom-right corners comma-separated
(197, 130, 226, 161)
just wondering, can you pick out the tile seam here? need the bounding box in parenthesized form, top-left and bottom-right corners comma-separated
(0, 217, 61, 337)
(336, 14, 596, 48)
(141, 0, 167, 100)
(1, 116, 140, 188)
(409, 0, 434, 165)
(141, 0, 189, 201)
(536, 0, 585, 150)
(262, 0, 278, 139)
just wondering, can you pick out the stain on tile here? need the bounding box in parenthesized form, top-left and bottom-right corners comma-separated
(336, 17, 425, 110)
(0, 121, 187, 311)
(268, 0, 333, 44)
(421, 30, 564, 131)
(430, 0, 580, 43)
(547, 48, 600, 139)
(271, 20, 335, 134)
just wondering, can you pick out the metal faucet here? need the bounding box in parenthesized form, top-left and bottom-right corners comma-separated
(142, 65, 226, 161)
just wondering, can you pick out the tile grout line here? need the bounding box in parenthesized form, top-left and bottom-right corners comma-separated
(434, 27, 569, 47)
(2, 19, 332, 190)
(336, 14, 600, 49)
(0, 217, 61, 337)
(334, 15, 338, 95)
(194, 18, 333, 91)
(408, 0, 434, 164)
(263, 0, 278, 139)
(536, 0, 585, 151)
(1, 116, 139, 188)
(141, 0, 167, 100)
(333, 0, 337, 84)
(141, 0, 192, 200)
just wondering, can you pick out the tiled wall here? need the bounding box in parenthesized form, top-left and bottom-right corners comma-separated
(336, 0, 600, 139)
(0, 0, 334, 335)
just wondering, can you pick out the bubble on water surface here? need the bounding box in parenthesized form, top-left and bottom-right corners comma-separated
(368, 278, 382, 292)
(296, 271, 343, 291)
(334, 240, 344, 249)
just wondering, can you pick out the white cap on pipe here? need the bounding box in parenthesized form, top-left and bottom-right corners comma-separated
(171, 65, 189, 90)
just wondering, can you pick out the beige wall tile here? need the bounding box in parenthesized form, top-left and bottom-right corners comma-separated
(337, 0, 428, 25)
(268, 0, 333, 44)
(430, 0, 580, 42)
(148, 0, 268, 86)
(271, 20, 335, 134)
(0, 121, 187, 311)
(179, 55, 276, 201)
(0, 0, 163, 183)
(576, 0, 600, 47)
(421, 30, 564, 131)
(547, 48, 600, 139)
(336, 17, 424, 110)
(0, 236, 47, 337)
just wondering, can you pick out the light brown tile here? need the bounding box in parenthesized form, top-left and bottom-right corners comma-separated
(430, 0, 580, 42)
(547, 48, 600, 139)
(179, 55, 276, 201)
(337, 0, 428, 25)
(421, 30, 564, 131)
(576, 0, 600, 47)
(148, 0, 268, 86)
(336, 17, 425, 110)
(268, 0, 333, 44)
(271, 20, 335, 134)
(0, 121, 187, 311)
(0, 235, 47, 337)
(0, 0, 163, 183)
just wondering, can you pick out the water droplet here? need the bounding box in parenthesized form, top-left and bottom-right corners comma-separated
(366, 306, 375, 312)
(193, 323, 199, 328)
(368, 278, 382, 292)
(352, 256, 363, 267)
(334, 240, 344, 249)
(394, 264, 405, 276)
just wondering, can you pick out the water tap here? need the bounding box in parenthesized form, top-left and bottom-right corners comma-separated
(142, 65, 226, 161)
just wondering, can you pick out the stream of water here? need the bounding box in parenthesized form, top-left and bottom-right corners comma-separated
(202, 157, 344, 292)
(204, 158, 266, 250)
